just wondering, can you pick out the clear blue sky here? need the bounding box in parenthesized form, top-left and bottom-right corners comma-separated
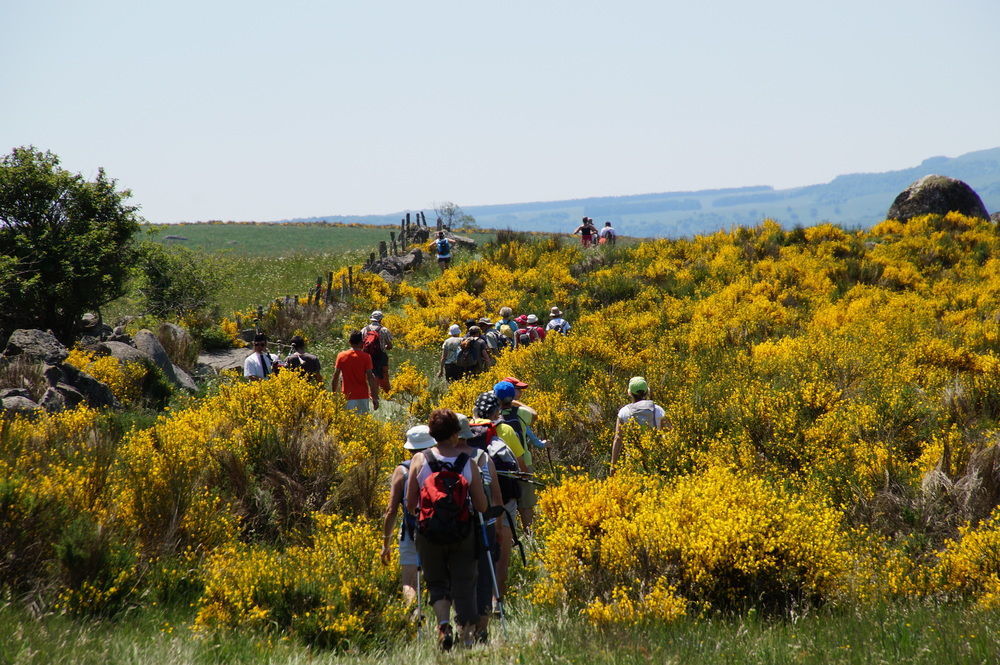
(3, 0, 999, 223)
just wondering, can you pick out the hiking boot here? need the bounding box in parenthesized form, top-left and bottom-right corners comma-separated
(437, 623, 454, 651)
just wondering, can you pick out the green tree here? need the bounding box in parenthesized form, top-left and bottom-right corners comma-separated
(135, 241, 225, 320)
(0, 147, 142, 342)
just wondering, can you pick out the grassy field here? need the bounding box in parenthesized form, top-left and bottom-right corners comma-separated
(2, 601, 998, 665)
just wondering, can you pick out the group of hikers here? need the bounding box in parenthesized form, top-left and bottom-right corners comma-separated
(573, 217, 616, 248)
(242, 304, 668, 650)
(438, 306, 571, 382)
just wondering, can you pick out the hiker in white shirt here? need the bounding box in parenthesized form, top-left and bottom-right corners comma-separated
(545, 306, 571, 335)
(243, 333, 280, 380)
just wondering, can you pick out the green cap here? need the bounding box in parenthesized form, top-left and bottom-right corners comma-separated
(628, 376, 648, 395)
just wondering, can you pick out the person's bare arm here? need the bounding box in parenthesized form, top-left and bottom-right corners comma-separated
(331, 367, 342, 393)
(405, 454, 425, 515)
(469, 463, 488, 513)
(366, 369, 380, 409)
(381, 467, 405, 564)
(610, 419, 624, 475)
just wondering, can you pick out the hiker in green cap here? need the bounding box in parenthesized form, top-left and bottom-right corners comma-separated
(610, 376, 665, 474)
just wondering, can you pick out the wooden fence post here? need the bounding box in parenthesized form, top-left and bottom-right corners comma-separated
(325, 271, 333, 307)
(348, 266, 354, 296)
(378, 241, 387, 259)
(314, 276, 323, 307)
(390, 231, 397, 256)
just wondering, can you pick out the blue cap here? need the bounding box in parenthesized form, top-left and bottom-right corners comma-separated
(493, 381, 516, 401)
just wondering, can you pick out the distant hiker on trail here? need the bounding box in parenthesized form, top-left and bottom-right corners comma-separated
(455, 326, 493, 378)
(598, 221, 617, 246)
(381, 425, 437, 611)
(610, 376, 665, 474)
(480, 317, 510, 355)
(432, 231, 452, 272)
(473, 390, 527, 597)
(244, 333, 279, 381)
(438, 324, 465, 383)
(455, 413, 506, 644)
(283, 335, 322, 383)
(546, 307, 571, 335)
(332, 330, 380, 413)
(494, 307, 518, 343)
(525, 314, 546, 342)
(573, 217, 598, 248)
(405, 409, 488, 651)
(514, 316, 540, 348)
(361, 310, 392, 392)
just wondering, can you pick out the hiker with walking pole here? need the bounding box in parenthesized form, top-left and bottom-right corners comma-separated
(473, 390, 528, 599)
(405, 409, 488, 651)
(381, 425, 437, 616)
(455, 413, 508, 642)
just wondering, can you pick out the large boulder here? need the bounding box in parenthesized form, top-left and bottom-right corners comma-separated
(2, 329, 69, 364)
(2, 395, 40, 414)
(172, 364, 198, 392)
(364, 249, 423, 277)
(887, 175, 990, 222)
(133, 329, 181, 386)
(58, 364, 120, 409)
(448, 234, 478, 249)
(158, 323, 195, 361)
(197, 348, 250, 374)
(89, 340, 150, 365)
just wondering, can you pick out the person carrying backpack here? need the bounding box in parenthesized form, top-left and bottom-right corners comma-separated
(432, 231, 452, 272)
(473, 391, 527, 599)
(454, 326, 492, 378)
(494, 307, 518, 343)
(405, 409, 488, 651)
(598, 221, 617, 246)
(381, 425, 436, 611)
(545, 307, 571, 335)
(496, 378, 543, 529)
(610, 376, 666, 475)
(438, 324, 464, 383)
(455, 413, 506, 643)
(525, 314, 546, 342)
(479, 317, 509, 355)
(361, 310, 392, 392)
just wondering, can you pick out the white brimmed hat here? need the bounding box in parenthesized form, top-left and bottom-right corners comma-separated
(526, 314, 538, 324)
(404, 425, 435, 450)
(455, 413, 475, 439)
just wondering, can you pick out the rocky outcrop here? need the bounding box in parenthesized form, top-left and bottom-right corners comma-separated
(197, 348, 249, 374)
(887, 175, 990, 222)
(2, 329, 69, 364)
(364, 248, 424, 278)
(1, 395, 40, 414)
(134, 329, 181, 386)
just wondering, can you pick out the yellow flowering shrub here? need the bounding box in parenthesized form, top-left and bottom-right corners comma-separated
(65, 348, 148, 405)
(195, 514, 408, 649)
(533, 468, 855, 622)
(935, 509, 1000, 607)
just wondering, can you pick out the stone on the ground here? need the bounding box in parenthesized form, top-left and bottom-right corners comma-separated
(2, 395, 40, 414)
(887, 175, 990, 221)
(2, 329, 69, 364)
(133, 329, 181, 385)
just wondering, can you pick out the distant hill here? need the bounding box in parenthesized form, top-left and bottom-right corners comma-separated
(277, 147, 1000, 238)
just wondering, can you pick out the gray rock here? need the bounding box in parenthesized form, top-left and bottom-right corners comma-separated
(60, 363, 119, 409)
(0, 388, 32, 399)
(55, 383, 85, 409)
(887, 175, 990, 222)
(40, 387, 66, 412)
(2, 329, 69, 364)
(364, 249, 424, 277)
(449, 234, 478, 249)
(158, 323, 194, 360)
(92, 340, 151, 365)
(172, 364, 198, 392)
(43, 364, 62, 387)
(379, 269, 403, 284)
(2, 395, 40, 414)
(992, 212, 1000, 224)
(197, 348, 250, 374)
(133, 329, 180, 385)
(238, 329, 257, 343)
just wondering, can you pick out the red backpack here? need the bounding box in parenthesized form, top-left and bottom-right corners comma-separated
(362, 327, 382, 356)
(417, 450, 472, 544)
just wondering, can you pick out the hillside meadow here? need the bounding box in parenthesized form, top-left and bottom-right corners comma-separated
(5, 215, 1000, 663)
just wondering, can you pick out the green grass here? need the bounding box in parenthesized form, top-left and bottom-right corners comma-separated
(3, 601, 998, 665)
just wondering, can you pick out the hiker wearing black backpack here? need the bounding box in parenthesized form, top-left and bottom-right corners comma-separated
(473, 391, 528, 599)
(405, 409, 488, 651)
(454, 326, 493, 378)
(610, 376, 666, 475)
(545, 307, 571, 335)
(381, 425, 437, 611)
(361, 310, 392, 392)
(455, 413, 507, 643)
(479, 317, 510, 356)
(432, 231, 452, 272)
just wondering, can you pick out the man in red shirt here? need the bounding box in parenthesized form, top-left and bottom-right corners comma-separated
(332, 330, 380, 413)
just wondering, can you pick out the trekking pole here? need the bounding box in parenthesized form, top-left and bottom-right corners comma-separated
(478, 509, 506, 636)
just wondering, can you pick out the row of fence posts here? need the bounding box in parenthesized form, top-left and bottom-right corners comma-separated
(235, 211, 445, 330)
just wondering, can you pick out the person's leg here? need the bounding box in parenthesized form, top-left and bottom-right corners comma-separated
(417, 535, 455, 648)
(345, 399, 370, 414)
(449, 533, 480, 647)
